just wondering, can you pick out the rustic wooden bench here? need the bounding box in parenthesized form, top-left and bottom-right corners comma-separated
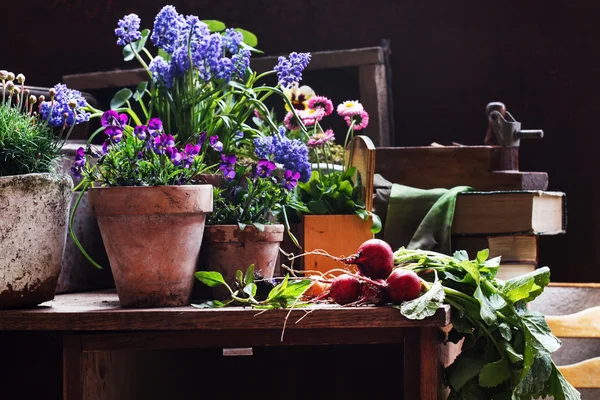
(0, 290, 451, 400)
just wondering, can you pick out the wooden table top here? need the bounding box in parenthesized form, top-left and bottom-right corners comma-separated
(0, 290, 451, 331)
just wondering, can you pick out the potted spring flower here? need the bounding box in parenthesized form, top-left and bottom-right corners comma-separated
(69, 5, 313, 307)
(199, 126, 311, 299)
(267, 91, 381, 274)
(0, 71, 87, 308)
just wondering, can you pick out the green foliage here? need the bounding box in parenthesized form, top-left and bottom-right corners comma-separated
(393, 247, 580, 400)
(0, 102, 63, 176)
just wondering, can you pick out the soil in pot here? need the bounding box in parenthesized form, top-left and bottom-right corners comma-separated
(88, 185, 213, 308)
(196, 224, 284, 300)
(0, 173, 73, 308)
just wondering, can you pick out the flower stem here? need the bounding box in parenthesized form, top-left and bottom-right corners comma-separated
(69, 183, 104, 270)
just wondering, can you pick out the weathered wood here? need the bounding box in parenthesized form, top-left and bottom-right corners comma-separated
(404, 329, 421, 400)
(419, 327, 446, 400)
(558, 357, 600, 388)
(63, 335, 83, 400)
(62, 47, 386, 91)
(546, 306, 600, 338)
(375, 146, 549, 191)
(346, 135, 376, 211)
(359, 64, 391, 146)
(0, 290, 451, 331)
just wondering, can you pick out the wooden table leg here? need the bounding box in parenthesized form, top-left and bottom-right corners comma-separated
(63, 335, 83, 400)
(404, 327, 448, 400)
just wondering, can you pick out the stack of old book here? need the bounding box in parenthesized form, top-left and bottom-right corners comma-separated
(450, 190, 567, 280)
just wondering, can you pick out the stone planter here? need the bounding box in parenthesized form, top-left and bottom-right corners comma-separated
(198, 224, 284, 299)
(0, 173, 73, 308)
(88, 185, 213, 308)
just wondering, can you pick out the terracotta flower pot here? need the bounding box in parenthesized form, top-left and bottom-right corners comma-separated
(88, 185, 213, 308)
(0, 173, 73, 308)
(199, 224, 284, 298)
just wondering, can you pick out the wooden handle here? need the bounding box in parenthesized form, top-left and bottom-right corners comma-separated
(345, 135, 376, 211)
(545, 306, 600, 338)
(558, 357, 600, 388)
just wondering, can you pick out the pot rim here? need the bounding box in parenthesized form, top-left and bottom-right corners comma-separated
(205, 223, 284, 231)
(204, 223, 285, 242)
(0, 172, 72, 183)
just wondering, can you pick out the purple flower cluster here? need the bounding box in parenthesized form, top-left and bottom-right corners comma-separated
(253, 127, 311, 182)
(39, 84, 90, 128)
(219, 154, 237, 181)
(273, 52, 311, 89)
(115, 14, 142, 46)
(140, 5, 251, 86)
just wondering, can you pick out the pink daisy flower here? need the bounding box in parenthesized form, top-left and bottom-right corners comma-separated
(307, 96, 334, 116)
(337, 100, 364, 117)
(345, 110, 369, 131)
(307, 129, 335, 148)
(284, 110, 302, 131)
(302, 107, 325, 127)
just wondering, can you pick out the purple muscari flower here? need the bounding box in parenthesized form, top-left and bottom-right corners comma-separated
(147, 118, 163, 137)
(256, 159, 276, 178)
(197, 132, 207, 147)
(215, 57, 233, 80)
(115, 13, 142, 46)
(253, 136, 274, 158)
(134, 125, 147, 140)
(209, 135, 223, 152)
(232, 49, 251, 80)
(39, 84, 90, 128)
(150, 5, 186, 54)
(73, 147, 85, 167)
(149, 56, 173, 88)
(283, 170, 300, 190)
(222, 28, 243, 54)
(170, 44, 192, 78)
(256, 127, 311, 182)
(182, 15, 210, 43)
(234, 131, 244, 141)
(153, 134, 175, 155)
(166, 147, 182, 166)
(273, 52, 311, 88)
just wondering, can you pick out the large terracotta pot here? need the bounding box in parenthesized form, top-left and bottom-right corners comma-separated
(88, 185, 213, 308)
(199, 224, 284, 299)
(0, 173, 73, 308)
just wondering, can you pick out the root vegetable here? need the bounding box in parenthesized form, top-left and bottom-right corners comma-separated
(387, 268, 422, 303)
(359, 278, 390, 305)
(329, 273, 362, 305)
(343, 239, 394, 279)
(303, 279, 330, 299)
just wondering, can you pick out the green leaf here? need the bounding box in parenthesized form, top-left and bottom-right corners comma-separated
(191, 299, 228, 308)
(459, 260, 480, 284)
(369, 212, 382, 234)
(110, 88, 133, 109)
(516, 352, 554, 396)
(476, 249, 489, 263)
(122, 29, 150, 61)
(398, 278, 444, 320)
(453, 250, 470, 262)
(235, 28, 258, 47)
(238, 222, 247, 230)
(307, 200, 328, 214)
(158, 49, 171, 61)
(203, 20, 226, 32)
(522, 311, 562, 354)
(499, 339, 523, 363)
(235, 270, 244, 285)
(498, 322, 512, 341)
(446, 348, 488, 391)
(473, 284, 500, 326)
(134, 81, 148, 101)
(547, 365, 581, 400)
(252, 222, 265, 232)
(503, 267, 550, 303)
(267, 274, 289, 301)
(243, 283, 257, 298)
(478, 356, 511, 388)
(194, 271, 227, 287)
(244, 264, 255, 285)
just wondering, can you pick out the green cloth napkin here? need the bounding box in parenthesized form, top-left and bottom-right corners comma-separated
(379, 178, 473, 254)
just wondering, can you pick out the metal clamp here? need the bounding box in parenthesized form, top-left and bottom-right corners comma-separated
(485, 102, 544, 147)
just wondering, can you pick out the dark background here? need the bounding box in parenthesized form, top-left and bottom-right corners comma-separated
(4, 0, 597, 283)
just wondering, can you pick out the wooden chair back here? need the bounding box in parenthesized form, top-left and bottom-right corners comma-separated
(530, 283, 600, 394)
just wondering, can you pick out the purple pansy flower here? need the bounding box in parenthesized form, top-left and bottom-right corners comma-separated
(153, 133, 175, 155)
(101, 110, 128, 127)
(105, 126, 123, 143)
(181, 144, 201, 168)
(209, 135, 223, 152)
(134, 125, 147, 140)
(283, 170, 300, 190)
(219, 153, 237, 181)
(148, 118, 163, 137)
(256, 159, 276, 178)
(70, 147, 86, 178)
(197, 132, 207, 148)
(166, 147, 182, 166)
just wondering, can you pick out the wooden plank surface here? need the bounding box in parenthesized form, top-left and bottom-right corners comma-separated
(62, 47, 385, 91)
(546, 306, 600, 338)
(0, 290, 450, 331)
(63, 335, 83, 400)
(558, 357, 600, 388)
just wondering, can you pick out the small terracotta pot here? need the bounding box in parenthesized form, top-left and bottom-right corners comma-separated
(88, 185, 213, 308)
(199, 224, 284, 299)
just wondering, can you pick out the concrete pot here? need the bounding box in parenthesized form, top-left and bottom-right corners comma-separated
(199, 224, 284, 299)
(88, 185, 213, 308)
(0, 173, 73, 308)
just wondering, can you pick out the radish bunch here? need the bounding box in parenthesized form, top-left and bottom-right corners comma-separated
(304, 239, 423, 306)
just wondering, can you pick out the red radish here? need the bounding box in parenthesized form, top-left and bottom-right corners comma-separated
(359, 278, 390, 305)
(329, 274, 362, 305)
(387, 268, 422, 303)
(343, 239, 394, 279)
